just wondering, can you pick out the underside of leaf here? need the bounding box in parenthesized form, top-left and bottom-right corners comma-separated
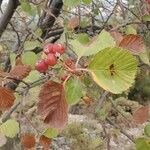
(132, 106, 149, 124)
(119, 34, 145, 55)
(9, 65, 31, 80)
(21, 133, 36, 149)
(0, 87, 15, 111)
(38, 81, 68, 129)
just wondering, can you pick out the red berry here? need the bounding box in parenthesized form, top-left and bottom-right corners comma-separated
(35, 60, 48, 73)
(52, 44, 65, 54)
(61, 75, 68, 81)
(43, 43, 53, 54)
(45, 53, 57, 66)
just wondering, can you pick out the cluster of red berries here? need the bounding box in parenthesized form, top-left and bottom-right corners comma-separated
(35, 43, 65, 73)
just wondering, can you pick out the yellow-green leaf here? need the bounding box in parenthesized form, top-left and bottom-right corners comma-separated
(43, 128, 58, 139)
(135, 138, 150, 150)
(70, 30, 115, 59)
(88, 47, 137, 94)
(24, 40, 41, 51)
(144, 124, 150, 137)
(24, 70, 41, 82)
(124, 25, 137, 35)
(139, 51, 150, 65)
(0, 119, 19, 138)
(22, 52, 37, 69)
(20, 0, 37, 16)
(64, 0, 81, 7)
(82, 0, 92, 5)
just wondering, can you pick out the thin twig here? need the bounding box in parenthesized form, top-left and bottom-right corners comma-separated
(98, 91, 109, 107)
(109, 98, 131, 125)
(106, 118, 135, 143)
(101, 122, 111, 150)
(1, 101, 21, 123)
(24, 114, 42, 134)
(1, 76, 50, 122)
(99, 3, 118, 33)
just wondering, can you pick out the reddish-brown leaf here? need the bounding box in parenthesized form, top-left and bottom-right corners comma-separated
(21, 133, 36, 149)
(9, 65, 31, 80)
(132, 106, 149, 124)
(119, 34, 145, 55)
(109, 30, 123, 46)
(38, 81, 68, 129)
(0, 87, 15, 111)
(68, 17, 79, 29)
(39, 135, 52, 149)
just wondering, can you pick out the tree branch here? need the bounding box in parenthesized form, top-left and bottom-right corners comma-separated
(39, 0, 63, 36)
(0, 0, 3, 7)
(0, 0, 19, 37)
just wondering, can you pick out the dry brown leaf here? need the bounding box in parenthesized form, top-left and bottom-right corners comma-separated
(109, 30, 123, 46)
(0, 87, 15, 111)
(132, 106, 149, 124)
(39, 135, 52, 149)
(21, 133, 36, 149)
(68, 17, 79, 29)
(9, 65, 31, 80)
(119, 34, 145, 55)
(38, 81, 68, 129)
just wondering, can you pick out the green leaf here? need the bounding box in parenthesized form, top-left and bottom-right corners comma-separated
(124, 25, 137, 35)
(43, 128, 58, 138)
(80, 18, 89, 28)
(139, 51, 150, 65)
(135, 138, 150, 150)
(64, 0, 81, 7)
(35, 28, 43, 37)
(88, 47, 137, 94)
(10, 53, 16, 67)
(70, 30, 115, 59)
(22, 52, 37, 68)
(76, 33, 90, 44)
(0, 119, 19, 138)
(23, 40, 41, 51)
(144, 124, 150, 137)
(20, 0, 36, 16)
(20, 0, 37, 16)
(65, 77, 83, 105)
(20, 0, 32, 14)
(82, 0, 92, 5)
(24, 70, 41, 82)
(143, 15, 150, 22)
